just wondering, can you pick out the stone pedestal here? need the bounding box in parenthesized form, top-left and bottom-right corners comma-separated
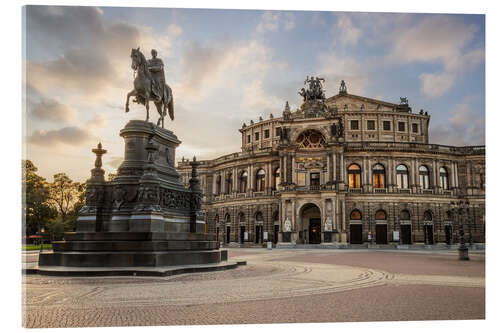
(39, 120, 227, 272)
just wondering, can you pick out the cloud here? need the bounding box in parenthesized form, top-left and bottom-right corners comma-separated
(335, 15, 362, 46)
(107, 156, 124, 169)
(28, 97, 76, 124)
(241, 80, 283, 116)
(419, 72, 456, 98)
(26, 6, 177, 101)
(256, 11, 295, 33)
(167, 23, 183, 37)
(176, 39, 286, 100)
(430, 95, 484, 146)
(27, 47, 118, 97)
(386, 15, 483, 98)
(27, 126, 94, 147)
(317, 51, 369, 96)
(86, 114, 107, 129)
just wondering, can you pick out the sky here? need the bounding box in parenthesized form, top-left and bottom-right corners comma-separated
(23, 6, 485, 182)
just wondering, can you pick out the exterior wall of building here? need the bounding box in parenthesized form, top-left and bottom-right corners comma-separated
(177, 91, 485, 246)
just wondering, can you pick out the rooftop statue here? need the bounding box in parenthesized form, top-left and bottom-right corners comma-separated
(339, 80, 347, 94)
(298, 76, 326, 102)
(125, 47, 174, 128)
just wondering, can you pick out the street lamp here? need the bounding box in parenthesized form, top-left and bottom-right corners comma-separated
(39, 227, 45, 253)
(451, 200, 469, 260)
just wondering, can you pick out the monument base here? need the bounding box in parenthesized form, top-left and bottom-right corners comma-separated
(38, 120, 230, 273)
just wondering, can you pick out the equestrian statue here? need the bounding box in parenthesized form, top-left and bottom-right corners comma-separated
(125, 47, 174, 128)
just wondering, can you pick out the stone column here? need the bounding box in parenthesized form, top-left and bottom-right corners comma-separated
(249, 164, 254, 192)
(233, 167, 237, 192)
(333, 153, 337, 183)
(340, 152, 345, 187)
(327, 154, 332, 184)
(342, 199, 346, 232)
(291, 200, 296, 242)
(367, 158, 372, 192)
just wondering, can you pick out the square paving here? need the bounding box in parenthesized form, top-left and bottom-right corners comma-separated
(22, 248, 485, 328)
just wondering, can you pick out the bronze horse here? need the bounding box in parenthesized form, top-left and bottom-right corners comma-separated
(125, 47, 174, 127)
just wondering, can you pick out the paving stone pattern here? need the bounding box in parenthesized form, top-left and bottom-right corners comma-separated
(22, 249, 485, 328)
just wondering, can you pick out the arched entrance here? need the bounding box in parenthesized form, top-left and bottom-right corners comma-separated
(299, 203, 321, 244)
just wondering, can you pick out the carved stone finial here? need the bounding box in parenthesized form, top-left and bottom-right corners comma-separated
(284, 101, 290, 112)
(250, 120, 254, 125)
(90, 142, 107, 182)
(259, 116, 263, 121)
(189, 156, 201, 194)
(242, 122, 247, 128)
(283, 101, 292, 121)
(270, 113, 274, 119)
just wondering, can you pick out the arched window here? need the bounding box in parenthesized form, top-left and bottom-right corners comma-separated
(240, 171, 248, 193)
(423, 210, 433, 221)
(256, 169, 266, 192)
(419, 165, 430, 189)
(225, 213, 231, 224)
(226, 172, 232, 193)
(372, 163, 385, 188)
(255, 212, 264, 222)
(446, 210, 452, 220)
(350, 209, 362, 220)
(400, 209, 411, 220)
(273, 167, 280, 189)
(273, 211, 279, 222)
(216, 175, 222, 194)
(375, 209, 387, 220)
(348, 164, 361, 188)
(238, 212, 245, 224)
(439, 167, 449, 190)
(396, 164, 409, 189)
(296, 130, 326, 149)
(214, 214, 219, 225)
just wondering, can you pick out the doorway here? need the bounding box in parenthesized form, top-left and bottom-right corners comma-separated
(239, 226, 245, 244)
(255, 225, 263, 243)
(226, 226, 231, 244)
(445, 225, 453, 245)
(274, 225, 279, 244)
(309, 218, 321, 244)
(424, 225, 434, 245)
(350, 224, 363, 244)
(400, 224, 412, 244)
(299, 203, 321, 244)
(375, 224, 388, 244)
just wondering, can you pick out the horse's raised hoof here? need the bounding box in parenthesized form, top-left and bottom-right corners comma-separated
(125, 106, 129, 113)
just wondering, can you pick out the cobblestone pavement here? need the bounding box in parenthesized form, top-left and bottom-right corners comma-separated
(22, 249, 485, 328)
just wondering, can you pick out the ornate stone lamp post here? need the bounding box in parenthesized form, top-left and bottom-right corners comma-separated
(451, 200, 469, 260)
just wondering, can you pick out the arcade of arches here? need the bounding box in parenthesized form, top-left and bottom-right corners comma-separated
(177, 88, 485, 246)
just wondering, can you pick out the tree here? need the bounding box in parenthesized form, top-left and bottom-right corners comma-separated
(48, 173, 81, 224)
(65, 182, 86, 232)
(22, 160, 57, 236)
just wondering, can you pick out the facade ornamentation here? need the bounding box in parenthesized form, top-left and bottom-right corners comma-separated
(177, 78, 485, 246)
